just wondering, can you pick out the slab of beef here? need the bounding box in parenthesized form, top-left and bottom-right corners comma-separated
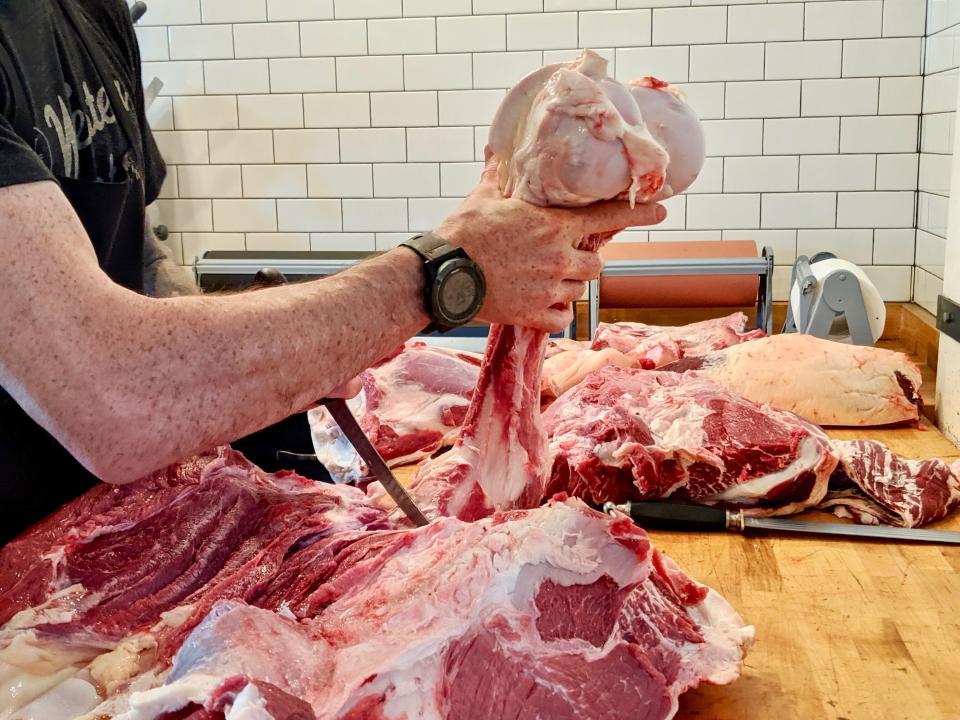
(101, 498, 752, 720)
(0, 449, 393, 717)
(308, 342, 482, 483)
(543, 366, 838, 515)
(590, 312, 765, 369)
(660, 333, 924, 427)
(819, 440, 960, 527)
(2, 452, 752, 720)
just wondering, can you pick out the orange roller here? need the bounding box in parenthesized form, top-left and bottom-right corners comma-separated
(600, 241, 760, 308)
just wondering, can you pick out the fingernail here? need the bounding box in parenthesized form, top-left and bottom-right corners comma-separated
(655, 205, 667, 222)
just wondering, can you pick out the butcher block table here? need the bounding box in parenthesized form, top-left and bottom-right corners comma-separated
(392, 420, 960, 719)
(666, 420, 960, 720)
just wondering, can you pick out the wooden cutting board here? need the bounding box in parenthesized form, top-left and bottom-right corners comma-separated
(392, 420, 960, 719)
(667, 420, 960, 720)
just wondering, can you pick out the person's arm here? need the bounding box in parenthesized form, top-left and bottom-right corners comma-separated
(0, 169, 662, 485)
(141, 217, 202, 298)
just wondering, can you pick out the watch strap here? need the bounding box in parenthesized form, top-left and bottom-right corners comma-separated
(401, 232, 458, 263)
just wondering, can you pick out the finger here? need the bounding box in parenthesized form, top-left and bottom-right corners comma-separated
(534, 306, 574, 334)
(567, 200, 667, 235)
(328, 376, 363, 399)
(563, 249, 603, 281)
(577, 230, 617, 252)
(556, 280, 588, 305)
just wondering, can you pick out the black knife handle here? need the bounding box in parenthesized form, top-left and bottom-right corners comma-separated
(618, 502, 729, 532)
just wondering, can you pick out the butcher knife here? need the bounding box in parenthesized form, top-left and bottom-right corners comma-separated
(320, 398, 430, 527)
(604, 501, 960, 545)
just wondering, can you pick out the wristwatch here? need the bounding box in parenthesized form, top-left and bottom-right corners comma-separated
(401, 232, 486, 334)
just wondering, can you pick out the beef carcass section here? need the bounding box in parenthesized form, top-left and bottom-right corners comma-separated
(591, 312, 765, 369)
(543, 366, 838, 515)
(820, 440, 960, 527)
(309, 343, 481, 482)
(0, 453, 752, 720)
(108, 499, 752, 720)
(660, 333, 923, 427)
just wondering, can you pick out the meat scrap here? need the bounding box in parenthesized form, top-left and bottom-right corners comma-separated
(0, 453, 752, 720)
(542, 339, 638, 399)
(543, 366, 838, 516)
(591, 312, 765, 369)
(308, 343, 481, 483)
(820, 440, 960, 527)
(661, 333, 924, 428)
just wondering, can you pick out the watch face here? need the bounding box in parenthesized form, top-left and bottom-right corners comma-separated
(439, 267, 479, 319)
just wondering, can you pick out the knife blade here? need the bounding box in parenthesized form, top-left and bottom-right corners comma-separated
(321, 398, 430, 527)
(604, 501, 960, 545)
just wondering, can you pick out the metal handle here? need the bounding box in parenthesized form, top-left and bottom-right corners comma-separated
(605, 501, 730, 532)
(130, 1, 147, 23)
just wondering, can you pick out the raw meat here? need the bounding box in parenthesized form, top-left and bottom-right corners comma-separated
(100, 498, 753, 720)
(543, 366, 838, 515)
(489, 49, 668, 207)
(820, 440, 960, 527)
(489, 50, 705, 207)
(0, 449, 392, 718)
(309, 343, 481, 482)
(405, 325, 550, 521)
(1, 454, 752, 720)
(542, 339, 639, 398)
(407, 50, 706, 521)
(661, 333, 924, 427)
(592, 312, 765, 369)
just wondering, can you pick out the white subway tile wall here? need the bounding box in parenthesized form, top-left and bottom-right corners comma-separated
(141, 0, 934, 302)
(915, 0, 959, 311)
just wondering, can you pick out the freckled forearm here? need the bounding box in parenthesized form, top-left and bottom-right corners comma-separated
(93, 248, 428, 481)
(0, 180, 427, 483)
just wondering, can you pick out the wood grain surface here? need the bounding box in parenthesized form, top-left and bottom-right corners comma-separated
(392, 419, 960, 719)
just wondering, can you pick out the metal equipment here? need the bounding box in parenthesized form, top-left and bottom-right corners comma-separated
(587, 246, 775, 339)
(321, 399, 429, 527)
(783, 253, 885, 346)
(193, 250, 574, 348)
(606, 501, 960, 545)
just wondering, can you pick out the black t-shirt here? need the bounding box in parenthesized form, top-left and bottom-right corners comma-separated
(0, 0, 165, 198)
(0, 0, 167, 544)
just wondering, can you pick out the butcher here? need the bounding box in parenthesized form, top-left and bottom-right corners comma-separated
(0, 1, 665, 542)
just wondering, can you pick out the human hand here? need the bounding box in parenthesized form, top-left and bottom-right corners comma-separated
(434, 150, 666, 333)
(327, 376, 363, 399)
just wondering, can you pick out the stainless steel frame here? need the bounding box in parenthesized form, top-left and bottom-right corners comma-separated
(586, 246, 775, 338)
(193, 251, 574, 346)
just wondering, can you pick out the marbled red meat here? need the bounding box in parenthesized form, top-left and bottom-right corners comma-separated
(820, 440, 960, 527)
(543, 366, 838, 515)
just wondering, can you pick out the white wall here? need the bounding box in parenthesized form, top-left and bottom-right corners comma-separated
(915, 0, 960, 312)
(140, 0, 926, 302)
(937, 66, 960, 443)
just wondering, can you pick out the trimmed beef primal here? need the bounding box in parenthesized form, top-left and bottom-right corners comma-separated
(591, 312, 765, 369)
(660, 333, 924, 427)
(820, 440, 960, 527)
(543, 366, 838, 515)
(0, 452, 752, 720)
(309, 343, 481, 482)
